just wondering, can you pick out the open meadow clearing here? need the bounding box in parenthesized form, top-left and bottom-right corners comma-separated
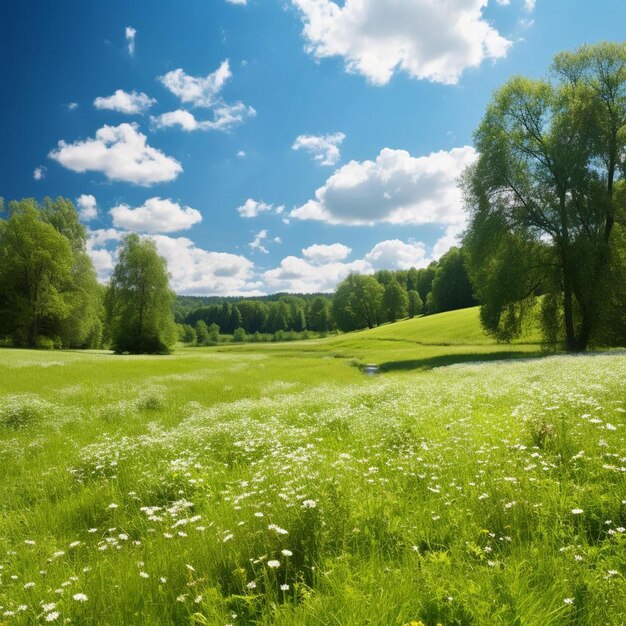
(0, 309, 624, 625)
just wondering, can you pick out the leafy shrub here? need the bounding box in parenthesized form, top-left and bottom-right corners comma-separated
(36, 336, 55, 350)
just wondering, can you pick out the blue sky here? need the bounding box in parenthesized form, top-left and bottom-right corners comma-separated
(1, 0, 624, 295)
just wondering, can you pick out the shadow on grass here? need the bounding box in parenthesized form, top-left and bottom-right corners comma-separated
(378, 350, 546, 373)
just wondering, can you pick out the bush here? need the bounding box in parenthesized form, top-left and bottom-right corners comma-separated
(233, 327, 247, 343)
(36, 336, 55, 350)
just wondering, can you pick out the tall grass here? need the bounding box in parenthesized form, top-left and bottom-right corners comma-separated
(0, 344, 624, 624)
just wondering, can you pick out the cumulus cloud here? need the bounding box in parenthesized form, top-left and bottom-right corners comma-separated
(86, 228, 259, 295)
(249, 229, 269, 254)
(152, 235, 259, 295)
(292, 0, 511, 85)
(226, 0, 247, 4)
(48, 123, 182, 185)
(159, 61, 232, 108)
(301, 242, 352, 263)
(237, 198, 283, 218)
(152, 103, 255, 133)
(76, 194, 98, 221)
(109, 197, 202, 233)
(264, 238, 436, 293)
(33, 166, 46, 180)
(125, 26, 136, 57)
(292, 132, 345, 166)
(94, 90, 156, 115)
(263, 255, 370, 293)
(364, 239, 426, 270)
(68, 102, 79, 111)
(86, 228, 124, 280)
(524, 0, 536, 11)
(290, 146, 477, 226)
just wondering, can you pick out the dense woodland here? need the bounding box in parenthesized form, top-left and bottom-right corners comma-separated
(2, 43, 626, 353)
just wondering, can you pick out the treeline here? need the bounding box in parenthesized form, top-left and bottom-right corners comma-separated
(179, 246, 477, 337)
(1, 197, 479, 352)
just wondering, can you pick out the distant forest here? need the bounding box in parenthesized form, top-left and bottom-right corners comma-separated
(0, 196, 477, 352)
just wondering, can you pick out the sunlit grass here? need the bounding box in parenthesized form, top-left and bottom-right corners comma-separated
(0, 310, 624, 624)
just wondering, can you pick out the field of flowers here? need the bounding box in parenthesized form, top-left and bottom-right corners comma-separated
(0, 337, 624, 624)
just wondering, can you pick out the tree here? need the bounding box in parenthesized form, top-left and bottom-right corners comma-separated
(180, 324, 197, 344)
(208, 322, 220, 343)
(428, 247, 476, 314)
(333, 274, 384, 331)
(0, 201, 74, 346)
(195, 320, 210, 346)
(106, 234, 177, 354)
(407, 290, 423, 318)
(0, 198, 103, 348)
(308, 297, 333, 332)
(383, 279, 408, 322)
(465, 43, 626, 351)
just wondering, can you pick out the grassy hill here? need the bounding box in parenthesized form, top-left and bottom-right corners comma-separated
(218, 306, 543, 373)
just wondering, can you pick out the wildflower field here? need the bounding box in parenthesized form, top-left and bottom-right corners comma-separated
(0, 309, 624, 625)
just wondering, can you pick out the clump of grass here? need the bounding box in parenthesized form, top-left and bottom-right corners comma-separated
(0, 393, 56, 428)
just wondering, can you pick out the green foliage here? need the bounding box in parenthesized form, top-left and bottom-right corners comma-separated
(428, 247, 477, 315)
(407, 290, 423, 318)
(106, 234, 177, 354)
(333, 274, 384, 331)
(195, 320, 210, 346)
(465, 42, 626, 351)
(0, 201, 73, 346)
(233, 327, 247, 342)
(0, 198, 102, 349)
(208, 322, 220, 343)
(383, 278, 408, 322)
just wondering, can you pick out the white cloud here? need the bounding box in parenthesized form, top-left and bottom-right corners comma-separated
(236, 198, 281, 218)
(152, 103, 255, 133)
(301, 242, 351, 263)
(76, 194, 98, 221)
(290, 145, 477, 226)
(125, 26, 136, 57)
(68, 102, 79, 111)
(263, 255, 370, 293)
(94, 90, 156, 115)
(292, 132, 345, 166)
(237, 150, 247, 158)
(249, 229, 269, 254)
(49, 123, 182, 185)
(264, 238, 435, 292)
(524, 0, 536, 11)
(86, 228, 124, 281)
(152, 235, 259, 295)
(86, 229, 259, 295)
(292, 0, 511, 85)
(226, 0, 247, 4)
(33, 166, 46, 180)
(109, 197, 202, 233)
(364, 239, 426, 270)
(159, 61, 232, 108)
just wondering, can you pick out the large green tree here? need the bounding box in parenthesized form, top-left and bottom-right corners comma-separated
(464, 42, 626, 351)
(105, 233, 177, 354)
(0, 201, 74, 346)
(333, 274, 384, 331)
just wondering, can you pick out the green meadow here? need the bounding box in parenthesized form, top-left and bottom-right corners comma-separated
(0, 308, 624, 625)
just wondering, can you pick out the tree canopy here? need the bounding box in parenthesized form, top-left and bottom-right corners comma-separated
(464, 42, 626, 351)
(106, 233, 177, 354)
